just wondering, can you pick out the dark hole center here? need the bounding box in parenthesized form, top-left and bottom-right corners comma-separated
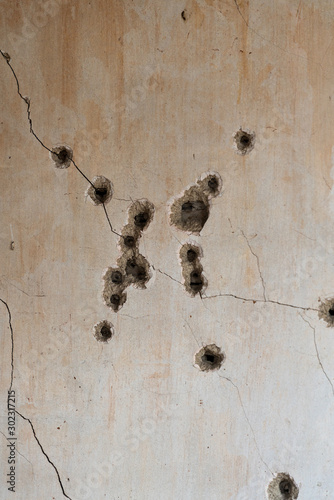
(100, 325, 111, 339)
(111, 271, 123, 284)
(187, 249, 197, 262)
(134, 212, 149, 228)
(124, 236, 136, 248)
(329, 308, 334, 316)
(208, 177, 218, 190)
(279, 479, 292, 495)
(126, 260, 147, 281)
(181, 10, 186, 20)
(110, 294, 120, 305)
(95, 187, 108, 200)
(190, 270, 203, 291)
(240, 135, 250, 146)
(203, 353, 215, 364)
(58, 149, 68, 162)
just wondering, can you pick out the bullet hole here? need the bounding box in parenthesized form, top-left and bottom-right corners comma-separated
(126, 259, 147, 282)
(179, 242, 206, 296)
(134, 212, 149, 230)
(170, 188, 210, 233)
(195, 345, 225, 372)
(208, 176, 218, 191)
(102, 267, 127, 312)
(169, 174, 222, 233)
(234, 129, 255, 155)
(86, 176, 113, 205)
(111, 270, 123, 284)
(189, 270, 203, 292)
(128, 199, 155, 231)
(124, 235, 136, 248)
(110, 294, 120, 305)
(93, 320, 114, 343)
(94, 187, 108, 202)
(107, 292, 127, 312)
(50, 145, 73, 169)
(267, 473, 299, 500)
(196, 171, 222, 199)
(318, 298, 334, 327)
(187, 249, 198, 263)
(181, 9, 188, 20)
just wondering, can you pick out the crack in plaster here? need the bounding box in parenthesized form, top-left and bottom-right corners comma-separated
(240, 230, 267, 301)
(1, 297, 72, 499)
(299, 315, 334, 397)
(218, 374, 274, 476)
(202, 293, 318, 312)
(0, 50, 119, 239)
(0, 298, 14, 392)
(15, 410, 72, 500)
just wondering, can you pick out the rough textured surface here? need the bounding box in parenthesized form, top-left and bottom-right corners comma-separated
(1, 1, 334, 499)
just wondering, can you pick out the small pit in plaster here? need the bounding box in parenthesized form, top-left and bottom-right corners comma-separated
(93, 320, 114, 343)
(233, 129, 255, 155)
(267, 473, 299, 500)
(195, 344, 225, 372)
(86, 175, 113, 205)
(318, 298, 334, 327)
(50, 145, 73, 169)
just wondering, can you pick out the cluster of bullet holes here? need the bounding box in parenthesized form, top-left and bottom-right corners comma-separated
(267, 473, 299, 500)
(50, 145, 73, 169)
(179, 242, 207, 296)
(103, 199, 154, 312)
(318, 298, 334, 327)
(86, 175, 113, 205)
(169, 172, 222, 234)
(233, 129, 255, 155)
(195, 344, 224, 372)
(93, 320, 114, 343)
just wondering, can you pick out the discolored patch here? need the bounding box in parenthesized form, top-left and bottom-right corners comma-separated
(318, 298, 334, 327)
(93, 320, 114, 343)
(233, 129, 255, 155)
(194, 344, 225, 372)
(50, 144, 73, 169)
(86, 175, 113, 205)
(267, 473, 299, 500)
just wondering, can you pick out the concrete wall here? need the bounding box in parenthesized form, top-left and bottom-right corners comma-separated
(1, 1, 334, 499)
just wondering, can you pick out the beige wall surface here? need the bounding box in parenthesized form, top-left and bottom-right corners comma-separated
(1, 1, 334, 499)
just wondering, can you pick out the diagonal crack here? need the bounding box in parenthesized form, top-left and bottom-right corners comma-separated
(152, 265, 182, 285)
(0, 298, 14, 392)
(0, 430, 34, 469)
(15, 410, 72, 500)
(241, 230, 267, 301)
(0, 50, 121, 239)
(299, 315, 334, 396)
(217, 374, 273, 476)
